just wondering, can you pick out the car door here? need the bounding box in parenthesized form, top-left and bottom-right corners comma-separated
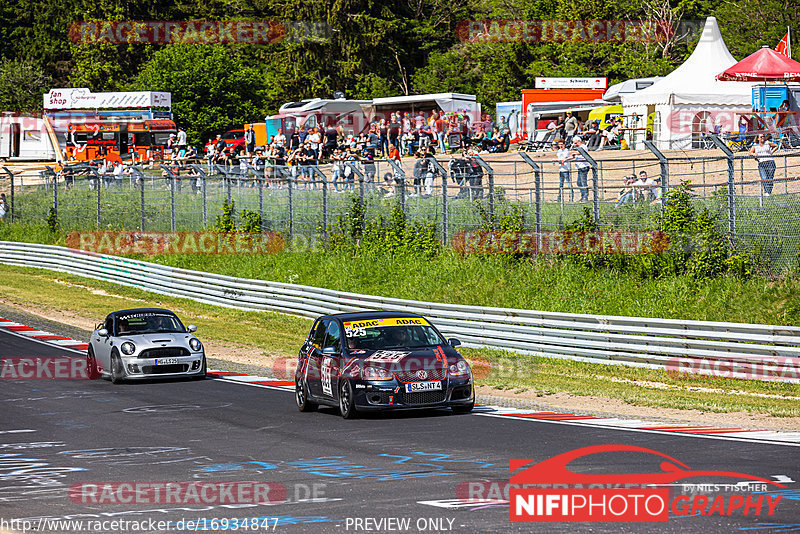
(93, 315, 115, 372)
(319, 320, 343, 399)
(305, 319, 328, 397)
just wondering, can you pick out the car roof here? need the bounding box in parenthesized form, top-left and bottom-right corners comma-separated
(321, 311, 425, 322)
(111, 308, 176, 317)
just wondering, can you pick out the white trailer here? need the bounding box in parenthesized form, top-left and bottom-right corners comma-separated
(0, 113, 58, 161)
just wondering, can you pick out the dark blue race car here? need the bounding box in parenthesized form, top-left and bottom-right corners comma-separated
(295, 311, 474, 418)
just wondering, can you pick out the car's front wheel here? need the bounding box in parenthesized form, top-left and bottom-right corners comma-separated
(296, 380, 317, 412)
(110, 351, 125, 385)
(339, 380, 357, 419)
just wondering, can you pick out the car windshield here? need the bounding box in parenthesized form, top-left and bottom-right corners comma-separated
(222, 131, 243, 140)
(343, 318, 442, 351)
(116, 313, 185, 335)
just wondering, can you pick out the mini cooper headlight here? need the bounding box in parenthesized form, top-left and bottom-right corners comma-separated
(120, 342, 136, 355)
(189, 338, 202, 352)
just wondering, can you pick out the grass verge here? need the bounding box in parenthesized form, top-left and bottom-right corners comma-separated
(2, 263, 799, 418)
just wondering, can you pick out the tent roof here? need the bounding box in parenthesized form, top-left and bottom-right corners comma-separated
(717, 46, 800, 82)
(622, 17, 754, 106)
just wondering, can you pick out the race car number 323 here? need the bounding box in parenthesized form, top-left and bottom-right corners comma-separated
(405, 381, 442, 392)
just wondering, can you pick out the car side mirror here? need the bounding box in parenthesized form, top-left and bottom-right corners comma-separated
(98, 328, 109, 337)
(187, 325, 197, 333)
(322, 346, 340, 355)
(448, 338, 461, 347)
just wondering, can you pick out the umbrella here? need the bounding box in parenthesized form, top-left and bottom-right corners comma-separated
(716, 45, 800, 82)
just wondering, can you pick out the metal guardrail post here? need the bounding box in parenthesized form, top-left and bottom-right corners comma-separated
(315, 166, 328, 237)
(576, 147, 599, 224)
(96, 175, 101, 227)
(473, 156, 494, 217)
(51, 171, 57, 223)
(2, 167, 14, 222)
(710, 134, 736, 248)
(644, 140, 669, 223)
(190, 164, 208, 227)
(170, 175, 176, 232)
(138, 170, 145, 231)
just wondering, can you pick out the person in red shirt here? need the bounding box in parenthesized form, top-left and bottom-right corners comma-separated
(387, 143, 404, 196)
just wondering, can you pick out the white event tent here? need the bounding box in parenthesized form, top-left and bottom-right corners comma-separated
(622, 17, 755, 150)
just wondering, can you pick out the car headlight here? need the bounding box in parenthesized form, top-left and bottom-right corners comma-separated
(448, 359, 470, 377)
(362, 366, 393, 381)
(120, 342, 135, 355)
(189, 338, 202, 352)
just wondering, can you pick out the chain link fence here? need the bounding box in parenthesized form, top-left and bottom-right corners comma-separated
(3, 137, 800, 275)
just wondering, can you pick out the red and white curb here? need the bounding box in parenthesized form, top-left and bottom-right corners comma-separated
(0, 317, 89, 351)
(207, 370, 800, 447)
(2, 315, 798, 447)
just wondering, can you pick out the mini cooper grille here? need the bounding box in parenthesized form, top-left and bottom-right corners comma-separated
(139, 347, 190, 358)
(394, 368, 446, 382)
(402, 390, 447, 405)
(141, 364, 189, 375)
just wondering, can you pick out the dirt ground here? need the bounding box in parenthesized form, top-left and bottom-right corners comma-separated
(3, 295, 799, 432)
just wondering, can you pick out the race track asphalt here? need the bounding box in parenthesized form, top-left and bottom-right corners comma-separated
(0, 327, 798, 534)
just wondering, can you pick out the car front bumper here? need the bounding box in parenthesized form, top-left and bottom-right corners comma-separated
(119, 353, 205, 379)
(352, 377, 473, 410)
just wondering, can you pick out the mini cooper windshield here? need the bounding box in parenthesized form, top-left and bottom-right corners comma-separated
(116, 313, 186, 335)
(343, 318, 443, 351)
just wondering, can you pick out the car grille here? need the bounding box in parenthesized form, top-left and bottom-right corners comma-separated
(402, 390, 447, 405)
(139, 347, 190, 358)
(394, 368, 446, 382)
(140, 364, 189, 375)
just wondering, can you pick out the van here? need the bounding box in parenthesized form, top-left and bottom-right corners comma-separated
(588, 105, 623, 130)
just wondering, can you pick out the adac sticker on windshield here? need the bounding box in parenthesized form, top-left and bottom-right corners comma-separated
(343, 317, 427, 330)
(366, 350, 410, 363)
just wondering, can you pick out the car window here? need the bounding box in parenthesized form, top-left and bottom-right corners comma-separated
(343, 318, 443, 350)
(323, 321, 341, 352)
(311, 319, 327, 348)
(104, 315, 113, 332)
(114, 313, 185, 335)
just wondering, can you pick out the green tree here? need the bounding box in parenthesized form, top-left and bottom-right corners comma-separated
(134, 44, 268, 143)
(0, 58, 52, 111)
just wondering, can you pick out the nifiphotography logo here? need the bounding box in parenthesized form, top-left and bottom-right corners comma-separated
(508, 444, 785, 522)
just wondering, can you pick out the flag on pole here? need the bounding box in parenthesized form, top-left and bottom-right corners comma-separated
(776, 28, 792, 58)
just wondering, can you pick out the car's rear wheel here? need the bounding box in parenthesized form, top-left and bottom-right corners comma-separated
(296, 380, 317, 412)
(452, 402, 474, 414)
(339, 380, 358, 419)
(110, 351, 125, 385)
(86, 346, 100, 380)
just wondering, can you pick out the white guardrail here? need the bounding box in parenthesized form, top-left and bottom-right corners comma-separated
(1, 241, 799, 382)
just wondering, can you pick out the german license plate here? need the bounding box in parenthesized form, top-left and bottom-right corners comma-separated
(405, 381, 442, 392)
(156, 358, 178, 365)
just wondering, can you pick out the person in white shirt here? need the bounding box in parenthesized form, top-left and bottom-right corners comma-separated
(273, 128, 286, 148)
(307, 128, 321, 159)
(750, 134, 778, 196)
(555, 140, 573, 202)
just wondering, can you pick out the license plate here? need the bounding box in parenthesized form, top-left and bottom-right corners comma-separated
(155, 358, 178, 365)
(405, 381, 443, 392)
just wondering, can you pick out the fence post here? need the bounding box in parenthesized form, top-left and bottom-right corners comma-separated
(316, 167, 328, 237)
(2, 167, 14, 222)
(644, 140, 669, 224)
(386, 158, 406, 213)
(138, 169, 145, 231)
(287, 170, 294, 241)
(96, 174, 101, 227)
(518, 152, 542, 240)
(576, 147, 599, 224)
(710, 134, 736, 248)
(473, 156, 495, 217)
(430, 157, 450, 244)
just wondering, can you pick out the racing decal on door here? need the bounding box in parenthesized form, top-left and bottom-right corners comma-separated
(321, 357, 333, 396)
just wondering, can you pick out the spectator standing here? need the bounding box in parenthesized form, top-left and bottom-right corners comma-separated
(751, 134, 778, 196)
(572, 137, 590, 201)
(434, 112, 446, 154)
(555, 140, 573, 202)
(244, 125, 255, 156)
(563, 111, 578, 145)
(273, 128, 286, 148)
(389, 114, 401, 149)
(378, 119, 389, 157)
(308, 127, 321, 160)
(176, 127, 187, 158)
(0, 193, 8, 219)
